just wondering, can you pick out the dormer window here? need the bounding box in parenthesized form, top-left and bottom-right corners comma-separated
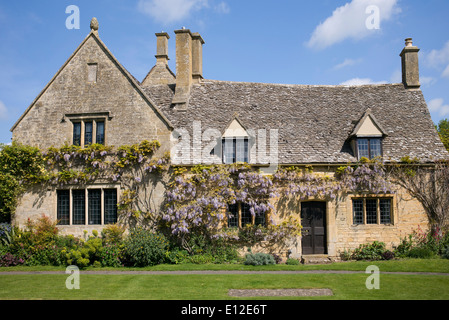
(222, 137, 249, 164)
(350, 109, 386, 161)
(356, 138, 382, 160)
(221, 117, 250, 164)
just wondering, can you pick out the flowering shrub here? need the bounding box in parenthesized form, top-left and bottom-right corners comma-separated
(99, 243, 122, 267)
(394, 226, 449, 258)
(0, 252, 24, 267)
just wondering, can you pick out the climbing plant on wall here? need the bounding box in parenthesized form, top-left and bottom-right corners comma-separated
(161, 159, 394, 252)
(2, 140, 397, 252)
(0, 140, 170, 225)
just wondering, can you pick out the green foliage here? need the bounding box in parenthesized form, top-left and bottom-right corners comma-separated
(394, 227, 449, 258)
(0, 173, 20, 223)
(165, 248, 190, 264)
(0, 252, 24, 267)
(98, 244, 123, 267)
(64, 248, 90, 268)
(436, 119, 449, 151)
(0, 143, 46, 222)
(406, 247, 436, 259)
(244, 252, 276, 266)
(286, 258, 300, 265)
(122, 227, 169, 267)
(0, 142, 46, 182)
(0, 223, 15, 246)
(443, 246, 449, 260)
(351, 241, 387, 261)
(167, 232, 240, 264)
(63, 237, 104, 268)
(0, 140, 168, 226)
(101, 224, 125, 245)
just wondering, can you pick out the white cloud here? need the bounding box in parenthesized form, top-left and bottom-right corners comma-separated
(389, 69, 402, 83)
(214, 1, 230, 14)
(333, 58, 362, 70)
(420, 76, 437, 86)
(138, 0, 209, 24)
(307, 0, 399, 50)
(0, 101, 8, 120)
(426, 41, 449, 67)
(340, 77, 387, 86)
(443, 65, 449, 79)
(428, 98, 449, 117)
(426, 41, 449, 78)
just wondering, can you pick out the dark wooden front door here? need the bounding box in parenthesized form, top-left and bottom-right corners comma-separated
(301, 202, 327, 255)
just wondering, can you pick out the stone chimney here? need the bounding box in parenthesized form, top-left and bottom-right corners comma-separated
(400, 38, 420, 89)
(141, 32, 176, 86)
(192, 32, 205, 83)
(155, 32, 170, 65)
(172, 28, 193, 106)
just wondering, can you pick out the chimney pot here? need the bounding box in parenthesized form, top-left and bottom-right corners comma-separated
(405, 38, 413, 47)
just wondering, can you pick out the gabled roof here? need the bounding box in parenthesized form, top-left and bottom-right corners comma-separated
(222, 114, 249, 137)
(142, 80, 449, 163)
(350, 108, 387, 138)
(11, 29, 174, 132)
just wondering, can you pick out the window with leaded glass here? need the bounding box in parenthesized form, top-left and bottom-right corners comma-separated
(73, 122, 81, 146)
(222, 137, 249, 164)
(352, 199, 364, 225)
(96, 121, 105, 145)
(84, 121, 93, 146)
(380, 199, 392, 224)
(226, 202, 267, 228)
(88, 189, 101, 225)
(366, 199, 378, 224)
(57, 188, 118, 226)
(255, 211, 266, 226)
(352, 198, 392, 225)
(227, 203, 239, 228)
(356, 138, 382, 160)
(104, 189, 118, 224)
(72, 190, 85, 225)
(241, 203, 252, 226)
(71, 119, 106, 147)
(57, 190, 70, 225)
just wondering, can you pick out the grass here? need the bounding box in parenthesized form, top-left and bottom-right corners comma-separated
(1, 273, 449, 300)
(3, 257, 449, 273)
(0, 259, 448, 300)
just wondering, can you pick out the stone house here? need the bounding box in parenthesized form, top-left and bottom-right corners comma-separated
(10, 19, 449, 259)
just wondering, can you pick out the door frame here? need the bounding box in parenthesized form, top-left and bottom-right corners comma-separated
(300, 201, 328, 255)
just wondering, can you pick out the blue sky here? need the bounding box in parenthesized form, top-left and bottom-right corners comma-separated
(1, 0, 449, 145)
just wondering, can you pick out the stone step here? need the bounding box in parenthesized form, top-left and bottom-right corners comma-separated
(301, 255, 332, 265)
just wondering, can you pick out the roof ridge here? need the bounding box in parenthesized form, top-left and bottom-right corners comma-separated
(197, 79, 404, 88)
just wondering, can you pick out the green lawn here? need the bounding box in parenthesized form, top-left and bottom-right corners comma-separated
(1, 259, 448, 300)
(1, 273, 448, 300)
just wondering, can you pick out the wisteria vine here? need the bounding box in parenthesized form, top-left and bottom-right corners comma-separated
(162, 161, 393, 250)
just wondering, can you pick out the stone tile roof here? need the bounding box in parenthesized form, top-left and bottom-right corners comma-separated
(142, 80, 449, 164)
